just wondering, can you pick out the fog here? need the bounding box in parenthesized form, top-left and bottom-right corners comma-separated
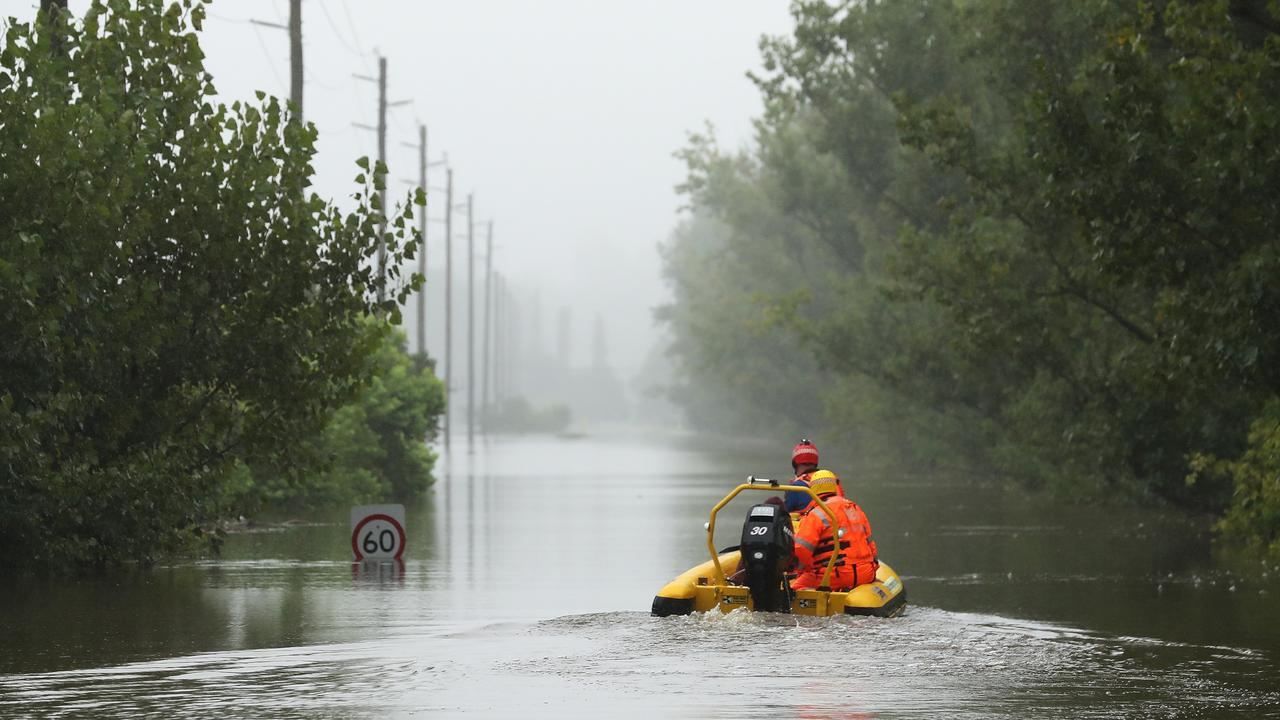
(1, 0, 792, 427)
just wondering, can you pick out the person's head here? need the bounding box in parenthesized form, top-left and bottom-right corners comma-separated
(807, 470, 841, 499)
(791, 439, 819, 475)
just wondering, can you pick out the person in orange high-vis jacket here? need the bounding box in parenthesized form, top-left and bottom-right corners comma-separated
(791, 470, 878, 592)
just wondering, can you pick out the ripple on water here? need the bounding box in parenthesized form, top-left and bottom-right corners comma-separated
(0, 607, 1276, 718)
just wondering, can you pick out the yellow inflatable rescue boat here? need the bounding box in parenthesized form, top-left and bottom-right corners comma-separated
(652, 477, 907, 617)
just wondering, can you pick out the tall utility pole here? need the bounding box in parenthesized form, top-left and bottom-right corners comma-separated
(415, 125, 427, 355)
(250, 2, 303, 122)
(482, 222, 494, 427)
(504, 280, 514, 399)
(493, 272, 505, 405)
(38, 1, 66, 20)
(466, 194, 476, 448)
(289, 0, 302, 121)
(354, 57, 409, 305)
(375, 56, 387, 304)
(444, 168, 454, 450)
(39, 0, 67, 56)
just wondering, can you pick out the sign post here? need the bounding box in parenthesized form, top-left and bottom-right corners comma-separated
(350, 504, 407, 562)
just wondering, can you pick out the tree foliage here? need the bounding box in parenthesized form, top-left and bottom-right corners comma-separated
(0, 0, 424, 568)
(223, 328, 444, 514)
(1190, 399, 1280, 555)
(660, 0, 1280, 546)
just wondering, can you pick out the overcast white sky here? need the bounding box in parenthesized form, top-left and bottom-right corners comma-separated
(3, 0, 795, 378)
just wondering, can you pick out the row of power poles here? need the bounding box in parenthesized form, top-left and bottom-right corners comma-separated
(257, 0, 506, 452)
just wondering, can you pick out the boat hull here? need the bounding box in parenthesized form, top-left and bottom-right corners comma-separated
(652, 552, 907, 618)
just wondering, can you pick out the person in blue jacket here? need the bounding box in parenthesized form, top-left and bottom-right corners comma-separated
(785, 439, 820, 513)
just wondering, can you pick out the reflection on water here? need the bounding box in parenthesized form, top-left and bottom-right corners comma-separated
(1, 431, 1278, 717)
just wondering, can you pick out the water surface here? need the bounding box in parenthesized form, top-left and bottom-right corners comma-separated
(2, 432, 1277, 717)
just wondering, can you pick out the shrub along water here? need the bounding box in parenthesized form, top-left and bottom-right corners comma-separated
(221, 328, 445, 517)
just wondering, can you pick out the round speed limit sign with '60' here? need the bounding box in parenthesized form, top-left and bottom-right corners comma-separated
(350, 504, 406, 561)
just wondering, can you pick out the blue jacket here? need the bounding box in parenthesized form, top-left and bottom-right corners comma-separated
(784, 478, 811, 513)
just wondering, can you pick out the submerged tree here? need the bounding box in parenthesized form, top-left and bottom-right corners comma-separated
(222, 327, 445, 514)
(0, 0, 422, 568)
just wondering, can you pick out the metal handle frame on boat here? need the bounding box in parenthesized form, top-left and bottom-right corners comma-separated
(704, 479, 842, 591)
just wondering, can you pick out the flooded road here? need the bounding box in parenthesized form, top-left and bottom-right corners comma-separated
(2, 432, 1279, 717)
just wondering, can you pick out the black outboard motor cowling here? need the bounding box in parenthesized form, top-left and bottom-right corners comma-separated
(738, 502, 795, 612)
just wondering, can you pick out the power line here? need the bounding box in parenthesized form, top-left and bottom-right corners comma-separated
(304, 61, 340, 93)
(271, 0, 288, 26)
(205, 11, 251, 25)
(338, 0, 372, 66)
(249, 23, 287, 95)
(390, 100, 415, 134)
(315, 0, 365, 58)
(313, 123, 354, 137)
(210, 8, 338, 96)
(349, 76, 372, 126)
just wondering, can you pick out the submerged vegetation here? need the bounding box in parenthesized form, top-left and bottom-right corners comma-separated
(220, 328, 444, 517)
(482, 397, 572, 435)
(660, 0, 1280, 550)
(0, 1, 439, 570)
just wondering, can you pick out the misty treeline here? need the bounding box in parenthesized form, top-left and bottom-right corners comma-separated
(660, 0, 1280, 552)
(0, 1, 443, 570)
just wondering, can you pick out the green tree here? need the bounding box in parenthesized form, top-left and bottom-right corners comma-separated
(661, 1, 997, 460)
(225, 328, 444, 514)
(884, 0, 1280, 506)
(0, 0, 422, 568)
(663, 0, 1280, 547)
(659, 130, 830, 436)
(1189, 398, 1280, 556)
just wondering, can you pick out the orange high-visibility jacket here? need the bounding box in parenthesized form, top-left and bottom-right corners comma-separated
(792, 494, 878, 590)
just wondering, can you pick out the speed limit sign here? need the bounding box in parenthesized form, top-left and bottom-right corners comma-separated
(350, 504, 406, 561)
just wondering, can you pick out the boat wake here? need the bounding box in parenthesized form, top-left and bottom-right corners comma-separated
(0, 607, 1275, 718)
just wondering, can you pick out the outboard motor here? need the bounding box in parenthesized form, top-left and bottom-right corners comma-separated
(738, 502, 795, 612)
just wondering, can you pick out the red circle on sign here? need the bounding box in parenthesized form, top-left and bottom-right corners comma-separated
(351, 513, 407, 561)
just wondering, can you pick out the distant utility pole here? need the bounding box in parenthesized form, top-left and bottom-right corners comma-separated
(467, 194, 476, 449)
(504, 280, 514, 399)
(557, 306, 571, 370)
(250, 0, 303, 122)
(493, 272, 506, 405)
(504, 280, 513, 400)
(482, 221, 494, 427)
(593, 314, 607, 370)
(415, 125, 427, 354)
(354, 57, 411, 306)
(444, 168, 454, 450)
(400, 125, 447, 356)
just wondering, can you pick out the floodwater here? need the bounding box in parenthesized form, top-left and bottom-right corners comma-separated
(2, 432, 1279, 718)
